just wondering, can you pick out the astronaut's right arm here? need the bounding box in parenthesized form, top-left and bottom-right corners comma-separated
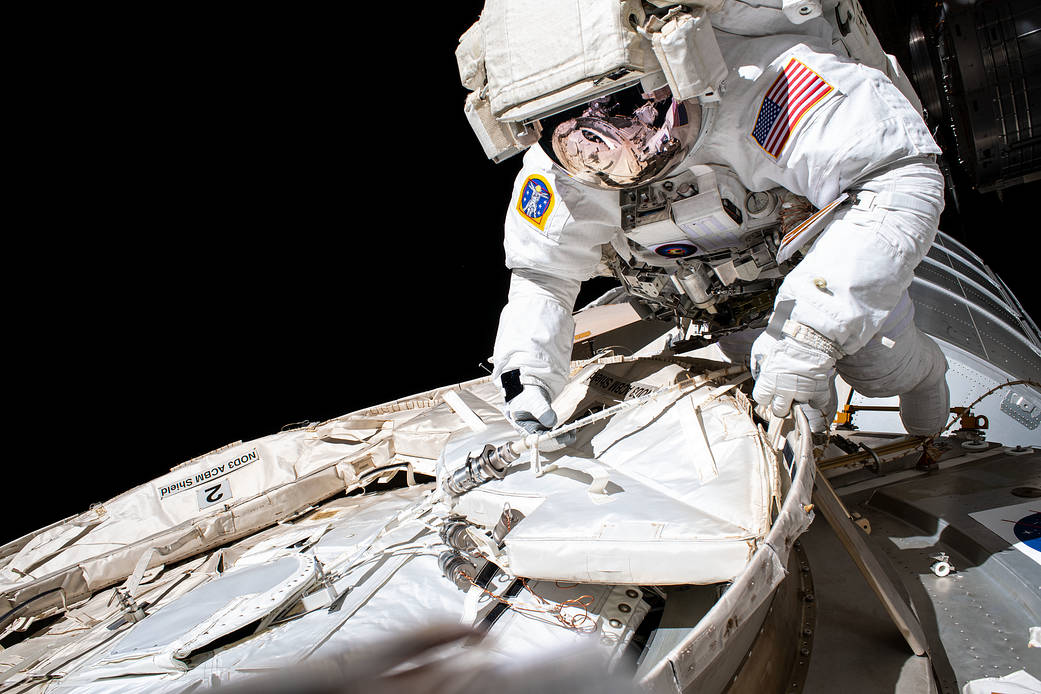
(492, 269, 581, 432)
(489, 146, 622, 432)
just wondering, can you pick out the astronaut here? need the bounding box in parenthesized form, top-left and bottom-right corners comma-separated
(456, 0, 950, 437)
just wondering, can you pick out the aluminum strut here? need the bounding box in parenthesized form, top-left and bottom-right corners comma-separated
(811, 472, 929, 657)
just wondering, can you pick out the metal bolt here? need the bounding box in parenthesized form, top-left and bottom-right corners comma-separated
(609, 618, 623, 628)
(626, 589, 639, 599)
(799, 5, 812, 14)
(619, 603, 632, 613)
(813, 278, 828, 290)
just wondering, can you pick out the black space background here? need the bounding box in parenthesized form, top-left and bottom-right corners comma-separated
(7, 6, 1037, 542)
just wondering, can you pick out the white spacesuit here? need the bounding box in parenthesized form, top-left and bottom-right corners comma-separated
(457, 0, 950, 437)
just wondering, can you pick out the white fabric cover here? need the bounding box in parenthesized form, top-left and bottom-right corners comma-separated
(0, 377, 502, 622)
(446, 359, 775, 584)
(41, 485, 651, 692)
(0, 433, 353, 609)
(3, 379, 816, 693)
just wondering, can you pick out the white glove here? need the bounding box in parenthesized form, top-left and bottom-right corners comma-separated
(506, 384, 558, 434)
(505, 384, 576, 448)
(751, 330, 837, 424)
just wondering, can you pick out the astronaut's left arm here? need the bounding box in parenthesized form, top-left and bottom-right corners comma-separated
(750, 54, 946, 417)
(778, 116, 945, 354)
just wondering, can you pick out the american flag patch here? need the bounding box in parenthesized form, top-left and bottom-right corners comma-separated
(751, 58, 834, 159)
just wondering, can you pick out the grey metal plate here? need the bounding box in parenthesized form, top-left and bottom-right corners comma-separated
(856, 453, 1041, 689)
(909, 281, 1041, 384)
(801, 515, 935, 694)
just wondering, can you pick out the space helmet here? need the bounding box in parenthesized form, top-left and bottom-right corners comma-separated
(541, 84, 703, 190)
(456, 1, 728, 189)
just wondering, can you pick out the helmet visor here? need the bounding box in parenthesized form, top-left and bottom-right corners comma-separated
(548, 86, 702, 189)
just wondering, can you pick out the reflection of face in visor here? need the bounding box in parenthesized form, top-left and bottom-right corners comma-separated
(549, 86, 701, 189)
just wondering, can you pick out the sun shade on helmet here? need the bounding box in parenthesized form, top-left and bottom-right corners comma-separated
(544, 85, 703, 190)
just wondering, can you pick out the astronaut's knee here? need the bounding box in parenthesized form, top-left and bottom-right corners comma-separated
(840, 327, 947, 399)
(899, 372, 951, 435)
(905, 333, 948, 391)
(898, 333, 950, 435)
(839, 364, 907, 399)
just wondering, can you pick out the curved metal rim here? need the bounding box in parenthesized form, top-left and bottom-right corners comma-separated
(637, 410, 816, 692)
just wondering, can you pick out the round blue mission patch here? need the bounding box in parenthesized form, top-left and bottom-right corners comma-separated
(520, 178, 552, 221)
